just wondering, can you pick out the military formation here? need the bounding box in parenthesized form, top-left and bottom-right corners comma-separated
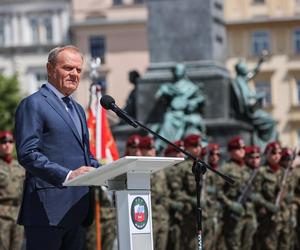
(88, 133, 300, 250)
(3, 127, 300, 250)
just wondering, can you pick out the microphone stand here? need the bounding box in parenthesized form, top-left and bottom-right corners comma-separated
(103, 99, 235, 250)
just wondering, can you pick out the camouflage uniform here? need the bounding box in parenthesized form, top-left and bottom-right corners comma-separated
(293, 164, 300, 250)
(151, 169, 170, 250)
(0, 158, 25, 250)
(179, 160, 198, 250)
(218, 160, 249, 250)
(202, 169, 223, 250)
(85, 188, 116, 250)
(203, 143, 223, 250)
(275, 148, 298, 250)
(165, 164, 184, 250)
(254, 165, 281, 250)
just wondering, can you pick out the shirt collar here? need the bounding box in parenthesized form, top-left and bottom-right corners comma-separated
(46, 82, 73, 100)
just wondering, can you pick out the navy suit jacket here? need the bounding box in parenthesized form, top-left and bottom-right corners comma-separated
(15, 84, 99, 228)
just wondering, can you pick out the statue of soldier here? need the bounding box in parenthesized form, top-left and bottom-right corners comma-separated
(253, 142, 282, 250)
(153, 63, 206, 151)
(0, 131, 25, 250)
(140, 136, 170, 250)
(217, 136, 248, 250)
(231, 53, 276, 149)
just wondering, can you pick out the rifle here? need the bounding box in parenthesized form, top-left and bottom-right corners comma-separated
(275, 149, 296, 207)
(237, 167, 259, 205)
(228, 168, 259, 221)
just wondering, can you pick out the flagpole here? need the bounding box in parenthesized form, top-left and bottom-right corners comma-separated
(90, 58, 102, 250)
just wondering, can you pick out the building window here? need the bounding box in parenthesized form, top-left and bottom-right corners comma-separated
(30, 18, 39, 44)
(255, 81, 272, 107)
(134, 0, 145, 4)
(294, 29, 300, 54)
(297, 130, 300, 147)
(296, 80, 300, 104)
(253, 0, 265, 4)
(43, 18, 53, 43)
(113, 0, 123, 5)
(252, 31, 270, 56)
(89, 36, 106, 63)
(0, 20, 4, 46)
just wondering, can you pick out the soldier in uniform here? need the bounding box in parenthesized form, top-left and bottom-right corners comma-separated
(179, 134, 203, 250)
(164, 140, 185, 250)
(217, 136, 248, 250)
(125, 134, 142, 156)
(0, 131, 25, 250)
(276, 147, 297, 250)
(253, 141, 282, 250)
(203, 143, 223, 250)
(241, 145, 262, 250)
(140, 136, 170, 250)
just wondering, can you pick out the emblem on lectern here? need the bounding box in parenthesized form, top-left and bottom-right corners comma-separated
(131, 196, 148, 230)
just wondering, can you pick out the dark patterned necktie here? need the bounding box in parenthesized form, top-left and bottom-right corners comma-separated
(62, 96, 82, 140)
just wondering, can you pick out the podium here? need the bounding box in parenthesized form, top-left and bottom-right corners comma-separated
(64, 156, 184, 250)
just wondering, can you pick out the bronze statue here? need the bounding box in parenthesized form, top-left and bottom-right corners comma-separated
(153, 63, 206, 151)
(231, 51, 277, 149)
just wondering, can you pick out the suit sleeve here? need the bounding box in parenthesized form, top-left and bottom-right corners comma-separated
(15, 98, 70, 187)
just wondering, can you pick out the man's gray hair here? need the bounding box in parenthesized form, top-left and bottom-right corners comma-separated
(47, 45, 83, 65)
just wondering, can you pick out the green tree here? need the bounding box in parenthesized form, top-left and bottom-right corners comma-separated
(0, 74, 22, 131)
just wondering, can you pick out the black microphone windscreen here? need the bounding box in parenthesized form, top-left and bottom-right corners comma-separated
(100, 95, 115, 110)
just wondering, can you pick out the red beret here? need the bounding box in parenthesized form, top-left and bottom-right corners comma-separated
(139, 136, 155, 149)
(264, 141, 281, 154)
(281, 147, 294, 161)
(245, 145, 260, 155)
(184, 134, 201, 148)
(207, 143, 220, 152)
(164, 140, 184, 156)
(126, 134, 142, 148)
(227, 136, 245, 151)
(0, 131, 14, 142)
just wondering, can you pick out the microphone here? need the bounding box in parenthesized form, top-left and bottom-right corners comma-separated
(100, 95, 138, 128)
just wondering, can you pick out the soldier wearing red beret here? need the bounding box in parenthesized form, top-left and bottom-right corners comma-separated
(183, 134, 202, 158)
(254, 141, 283, 250)
(164, 140, 185, 158)
(219, 136, 249, 250)
(139, 136, 156, 157)
(245, 145, 261, 169)
(207, 143, 221, 170)
(0, 131, 24, 250)
(125, 134, 142, 156)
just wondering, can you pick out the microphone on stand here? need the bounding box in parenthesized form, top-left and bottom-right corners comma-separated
(100, 95, 138, 128)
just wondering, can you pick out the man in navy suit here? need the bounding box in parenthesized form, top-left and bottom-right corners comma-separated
(15, 45, 100, 250)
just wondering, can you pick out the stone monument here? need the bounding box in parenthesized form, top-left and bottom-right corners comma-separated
(113, 0, 253, 155)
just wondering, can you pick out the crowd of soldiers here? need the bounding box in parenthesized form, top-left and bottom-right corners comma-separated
(95, 133, 300, 250)
(2, 128, 300, 250)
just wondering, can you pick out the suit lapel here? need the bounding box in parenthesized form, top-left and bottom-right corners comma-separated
(39, 85, 83, 147)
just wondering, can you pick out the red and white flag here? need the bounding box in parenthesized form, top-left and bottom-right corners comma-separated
(87, 85, 119, 163)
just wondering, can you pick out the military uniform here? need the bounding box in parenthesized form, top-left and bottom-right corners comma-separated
(202, 143, 223, 250)
(85, 188, 116, 250)
(0, 158, 24, 250)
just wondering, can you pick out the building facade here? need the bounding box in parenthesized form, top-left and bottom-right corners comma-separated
(225, 0, 300, 147)
(71, 0, 149, 111)
(0, 0, 70, 95)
